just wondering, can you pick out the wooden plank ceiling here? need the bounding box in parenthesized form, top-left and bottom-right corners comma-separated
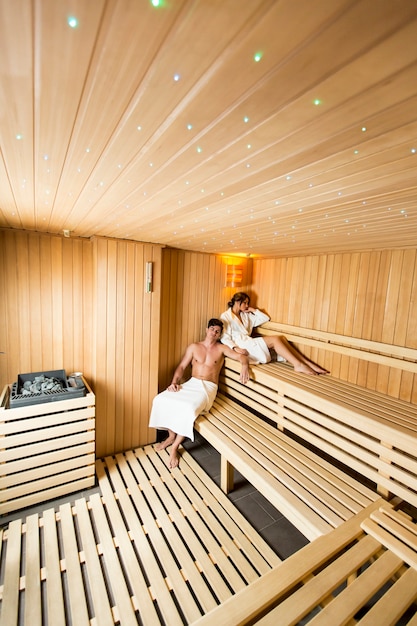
(1, 0, 417, 258)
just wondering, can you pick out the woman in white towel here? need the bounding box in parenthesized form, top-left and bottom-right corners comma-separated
(149, 318, 249, 469)
(220, 292, 328, 375)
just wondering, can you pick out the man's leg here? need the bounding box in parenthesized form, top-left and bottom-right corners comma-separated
(169, 434, 185, 469)
(155, 429, 185, 468)
(155, 429, 176, 450)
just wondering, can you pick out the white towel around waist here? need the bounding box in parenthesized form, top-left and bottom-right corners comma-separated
(149, 377, 218, 441)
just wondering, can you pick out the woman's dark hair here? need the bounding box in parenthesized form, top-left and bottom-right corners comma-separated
(227, 292, 250, 308)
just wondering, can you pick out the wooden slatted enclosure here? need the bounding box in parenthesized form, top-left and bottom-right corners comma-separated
(0, 379, 95, 515)
(0, 445, 281, 626)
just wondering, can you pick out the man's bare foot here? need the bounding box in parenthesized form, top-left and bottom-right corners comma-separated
(155, 434, 175, 451)
(169, 450, 180, 469)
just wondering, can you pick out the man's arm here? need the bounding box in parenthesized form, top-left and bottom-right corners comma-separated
(167, 343, 195, 391)
(222, 345, 250, 385)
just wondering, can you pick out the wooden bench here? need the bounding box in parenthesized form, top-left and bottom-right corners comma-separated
(193, 499, 417, 626)
(220, 354, 417, 510)
(193, 324, 417, 540)
(195, 392, 380, 541)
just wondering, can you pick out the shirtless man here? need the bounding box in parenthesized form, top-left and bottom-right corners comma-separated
(149, 318, 250, 468)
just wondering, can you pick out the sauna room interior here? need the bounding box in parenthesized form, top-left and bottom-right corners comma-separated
(1, 1, 417, 624)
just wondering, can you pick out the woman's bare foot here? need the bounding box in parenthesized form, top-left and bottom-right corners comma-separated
(307, 362, 329, 375)
(155, 434, 175, 451)
(294, 362, 319, 375)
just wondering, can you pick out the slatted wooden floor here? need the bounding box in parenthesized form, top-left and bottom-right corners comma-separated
(0, 445, 281, 626)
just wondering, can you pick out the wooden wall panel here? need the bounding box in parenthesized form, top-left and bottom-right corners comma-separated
(1, 229, 415, 458)
(158, 250, 252, 390)
(0, 230, 162, 458)
(0, 230, 93, 383)
(91, 238, 161, 457)
(251, 249, 417, 403)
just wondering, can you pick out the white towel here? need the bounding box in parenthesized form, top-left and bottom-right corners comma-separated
(149, 377, 218, 441)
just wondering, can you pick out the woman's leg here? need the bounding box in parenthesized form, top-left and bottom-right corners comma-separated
(263, 335, 328, 374)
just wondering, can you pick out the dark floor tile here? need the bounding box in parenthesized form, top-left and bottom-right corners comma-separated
(260, 517, 309, 559)
(250, 489, 285, 522)
(232, 493, 277, 530)
(227, 479, 258, 501)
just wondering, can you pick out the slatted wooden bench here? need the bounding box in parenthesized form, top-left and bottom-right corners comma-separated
(195, 391, 380, 541)
(192, 323, 417, 541)
(193, 498, 417, 626)
(221, 353, 417, 510)
(0, 444, 280, 626)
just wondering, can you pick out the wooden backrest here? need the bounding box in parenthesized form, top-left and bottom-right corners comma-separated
(256, 321, 417, 374)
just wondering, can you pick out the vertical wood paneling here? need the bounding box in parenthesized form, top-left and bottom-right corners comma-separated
(0, 230, 161, 458)
(91, 238, 161, 457)
(1, 231, 90, 385)
(159, 250, 252, 390)
(251, 248, 417, 402)
(1, 229, 415, 461)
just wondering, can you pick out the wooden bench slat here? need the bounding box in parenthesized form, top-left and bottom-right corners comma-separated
(88, 493, 138, 626)
(361, 518, 417, 570)
(280, 394, 417, 474)
(1, 446, 281, 625)
(42, 508, 66, 626)
(192, 500, 385, 626)
(24, 514, 42, 626)
(74, 497, 115, 626)
(144, 448, 255, 592)
(370, 508, 417, 549)
(0, 520, 21, 626)
(257, 321, 417, 370)
(223, 356, 417, 508)
(278, 399, 417, 487)
(196, 416, 338, 540)
(58, 502, 91, 626)
(121, 449, 220, 616)
(94, 460, 165, 626)
(353, 566, 417, 626)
